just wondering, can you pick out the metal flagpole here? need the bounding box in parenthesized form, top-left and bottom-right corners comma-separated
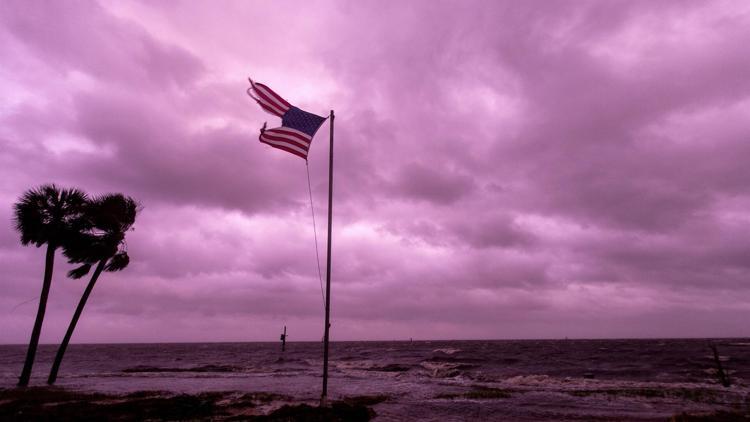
(321, 110, 334, 404)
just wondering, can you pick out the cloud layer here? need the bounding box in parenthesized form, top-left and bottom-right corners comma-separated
(1, 0, 749, 343)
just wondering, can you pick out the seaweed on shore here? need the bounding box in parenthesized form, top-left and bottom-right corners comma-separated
(239, 394, 388, 421)
(340, 394, 389, 407)
(221, 391, 294, 409)
(244, 401, 376, 422)
(0, 388, 220, 421)
(0, 388, 384, 422)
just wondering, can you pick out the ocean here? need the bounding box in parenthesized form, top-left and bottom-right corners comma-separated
(1, 339, 749, 420)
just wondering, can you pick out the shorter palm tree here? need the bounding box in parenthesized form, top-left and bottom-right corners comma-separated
(47, 194, 138, 385)
(13, 184, 88, 387)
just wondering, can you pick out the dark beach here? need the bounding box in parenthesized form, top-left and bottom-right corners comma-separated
(0, 387, 385, 421)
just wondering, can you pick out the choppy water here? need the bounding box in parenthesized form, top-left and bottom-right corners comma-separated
(1, 339, 749, 420)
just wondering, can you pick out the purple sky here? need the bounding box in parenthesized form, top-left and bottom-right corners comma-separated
(1, 1, 749, 343)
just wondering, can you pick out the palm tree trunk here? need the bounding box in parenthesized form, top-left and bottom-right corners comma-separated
(18, 243, 56, 387)
(47, 258, 107, 385)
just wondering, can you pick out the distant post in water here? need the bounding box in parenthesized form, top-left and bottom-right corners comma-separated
(280, 326, 287, 352)
(322, 110, 334, 403)
(709, 342, 731, 387)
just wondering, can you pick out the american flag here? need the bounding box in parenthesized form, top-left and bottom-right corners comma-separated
(248, 79, 326, 160)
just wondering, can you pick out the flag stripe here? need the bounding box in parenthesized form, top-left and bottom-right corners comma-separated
(264, 127, 312, 146)
(258, 97, 286, 117)
(260, 137, 308, 159)
(262, 131, 310, 150)
(258, 100, 284, 117)
(254, 83, 292, 109)
(270, 126, 312, 141)
(254, 84, 291, 113)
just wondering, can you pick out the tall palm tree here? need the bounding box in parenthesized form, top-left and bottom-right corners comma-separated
(47, 193, 138, 385)
(13, 184, 89, 387)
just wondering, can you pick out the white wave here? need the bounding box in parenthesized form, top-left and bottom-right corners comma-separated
(432, 348, 461, 355)
(497, 374, 750, 395)
(420, 361, 462, 378)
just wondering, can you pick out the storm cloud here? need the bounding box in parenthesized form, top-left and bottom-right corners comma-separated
(1, 0, 749, 343)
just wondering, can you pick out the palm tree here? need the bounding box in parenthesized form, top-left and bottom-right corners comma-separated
(47, 194, 138, 385)
(13, 184, 89, 387)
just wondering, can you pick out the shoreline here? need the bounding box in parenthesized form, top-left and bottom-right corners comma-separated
(2, 384, 749, 421)
(2, 385, 749, 421)
(0, 387, 386, 421)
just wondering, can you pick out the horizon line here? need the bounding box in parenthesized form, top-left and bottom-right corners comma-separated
(1, 335, 748, 346)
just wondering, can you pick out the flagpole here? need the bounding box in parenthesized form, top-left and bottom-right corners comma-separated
(321, 110, 334, 404)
